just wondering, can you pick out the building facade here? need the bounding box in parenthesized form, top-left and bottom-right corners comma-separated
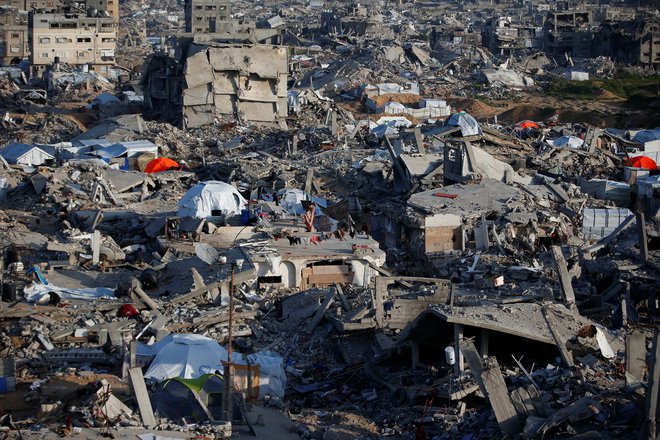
(29, 12, 117, 76)
(0, 8, 29, 65)
(184, 0, 231, 34)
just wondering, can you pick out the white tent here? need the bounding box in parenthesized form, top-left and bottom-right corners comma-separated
(140, 334, 286, 399)
(447, 112, 482, 136)
(178, 181, 247, 218)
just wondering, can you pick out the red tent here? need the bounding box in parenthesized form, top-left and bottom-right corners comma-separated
(626, 156, 657, 170)
(516, 120, 540, 130)
(145, 157, 181, 173)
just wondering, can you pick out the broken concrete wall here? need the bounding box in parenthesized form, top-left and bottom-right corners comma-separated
(182, 43, 288, 127)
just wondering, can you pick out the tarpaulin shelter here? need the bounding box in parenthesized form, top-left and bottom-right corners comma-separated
(627, 156, 657, 170)
(447, 112, 482, 136)
(177, 181, 247, 218)
(516, 120, 540, 130)
(145, 157, 181, 173)
(547, 136, 584, 149)
(139, 334, 287, 399)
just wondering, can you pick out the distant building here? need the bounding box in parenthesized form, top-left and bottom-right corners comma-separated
(29, 11, 117, 77)
(0, 7, 29, 65)
(4, 0, 61, 10)
(84, 0, 119, 22)
(544, 11, 594, 59)
(184, 0, 231, 34)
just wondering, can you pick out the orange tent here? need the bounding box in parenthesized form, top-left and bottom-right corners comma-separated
(626, 156, 657, 170)
(145, 157, 181, 174)
(516, 120, 540, 130)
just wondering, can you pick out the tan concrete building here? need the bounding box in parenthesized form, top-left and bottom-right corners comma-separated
(184, 0, 231, 33)
(29, 11, 117, 77)
(0, 7, 29, 65)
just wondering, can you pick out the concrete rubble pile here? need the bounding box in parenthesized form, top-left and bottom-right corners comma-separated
(0, 0, 659, 439)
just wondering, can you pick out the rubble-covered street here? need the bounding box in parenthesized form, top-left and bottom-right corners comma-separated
(0, 0, 659, 439)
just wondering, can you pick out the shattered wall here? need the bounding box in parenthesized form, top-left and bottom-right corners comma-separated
(182, 43, 288, 128)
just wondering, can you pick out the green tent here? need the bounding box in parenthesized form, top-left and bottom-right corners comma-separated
(153, 373, 229, 422)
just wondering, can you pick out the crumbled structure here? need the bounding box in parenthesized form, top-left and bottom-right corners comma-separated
(0, 6, 28, 65)
(144, 40, 288, 128)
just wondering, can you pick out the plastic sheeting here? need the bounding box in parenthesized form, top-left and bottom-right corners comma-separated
(278, 188, 327, 215)
(178, 181, 247, 218)
(632, 128, 660, 144)
(140, 334, 286, 399)
(24, 283, 115, 303)
(547, 136, 584, 149)
(447, 112, 482, 136)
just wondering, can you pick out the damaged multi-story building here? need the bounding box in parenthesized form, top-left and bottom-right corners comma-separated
(28, 10, 117, 78)
(543, 10, 594, 59)
(596, 12, 660, 69)
(0, 6, 29, 65)
(143, 39, 288, 128)
(481, 17, 544, 56)
(184, 0, 231, 34)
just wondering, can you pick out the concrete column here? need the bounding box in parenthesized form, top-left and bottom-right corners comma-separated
(454, 323, 464, 375)
(480, 329, 489, 357)
(411, 341, 419, 370)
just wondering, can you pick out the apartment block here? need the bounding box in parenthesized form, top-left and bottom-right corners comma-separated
(184, 0, 231, 34)
(0, 7, 28, 65)
(29, 11, 117, 77)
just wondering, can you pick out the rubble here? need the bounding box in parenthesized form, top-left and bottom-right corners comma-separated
(0, 0, 659, 439)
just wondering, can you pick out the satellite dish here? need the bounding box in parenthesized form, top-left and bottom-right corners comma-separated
(195, 243, 219, 265)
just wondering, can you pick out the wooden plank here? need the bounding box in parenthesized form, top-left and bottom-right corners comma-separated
(644, 331, 660, 440)
(542, 305, 574, 367)
(128, 367, 157, 428)
(481, 358, 520, 436)
(460, 339, 519, 436)
(305, 289, 335, 334)
(335, 284, 350, 311)
(550, 246, 577, 313)
(637, 212, 649, 264)
(133, 286, 159, 311)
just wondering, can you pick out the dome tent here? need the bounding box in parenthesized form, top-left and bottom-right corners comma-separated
(177, 181, 247, 218)
(139, 334, 287, 399)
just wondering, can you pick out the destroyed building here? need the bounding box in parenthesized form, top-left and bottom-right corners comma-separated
(143, 39, 287, 128)
(0, 0, 659, 438)
(0, 6, 28, 65)
(184, 0, 231, 34)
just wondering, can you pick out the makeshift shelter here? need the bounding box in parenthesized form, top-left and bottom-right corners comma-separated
(152, 374, 229, 422)
(177, 181, 247, 218)
(145, 157, 181, 173)
(632, 128, 660, 144)
(627, 156, 657, 170)
(278, 188, 327, 215)
(447, 112, 482, 136)
(0, 143, 55, 166)
(547, 136, 584, 149)
(139, 334, 287, 399)
(516, 120, 540, 130)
